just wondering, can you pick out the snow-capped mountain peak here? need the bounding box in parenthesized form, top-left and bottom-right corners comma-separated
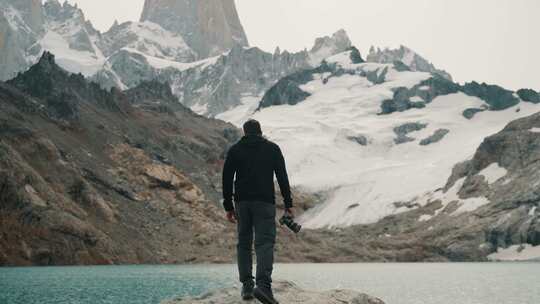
(140, 0, 249, 58)
(309, 29, 352, 66)
(100, 20, 196, 62)
(367, 44, 453, 81)
(40, 0, 105, 76)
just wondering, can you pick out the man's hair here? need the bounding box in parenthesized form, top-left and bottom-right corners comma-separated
(243, 119, 262, 136)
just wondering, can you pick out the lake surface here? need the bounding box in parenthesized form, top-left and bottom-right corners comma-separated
(1, 263, 539, 304)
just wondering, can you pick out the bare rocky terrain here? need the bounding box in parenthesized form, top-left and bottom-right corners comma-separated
(0, 52, 240, 265)
(167, 280, 385, 304)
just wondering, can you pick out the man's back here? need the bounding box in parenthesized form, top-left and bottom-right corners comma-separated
(222, 119, 292, 304)
(222, 135, 292, 211)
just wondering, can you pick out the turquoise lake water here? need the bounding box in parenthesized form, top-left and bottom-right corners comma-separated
(1, 263, 539, 304)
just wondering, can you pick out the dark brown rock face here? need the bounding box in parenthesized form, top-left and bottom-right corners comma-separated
(0, 52, 240, 265)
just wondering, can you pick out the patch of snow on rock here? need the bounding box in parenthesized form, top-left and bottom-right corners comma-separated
(40, 30, 105, 76)
(478, 163, 508, 185)
(488, 244, 540, 261)
(418, 214, 433, 222)
(419, 177, 490, 216)
(215, 95, 262, 126)
(120, 48, 217, 71)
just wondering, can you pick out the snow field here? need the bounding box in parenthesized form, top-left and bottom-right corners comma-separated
(227, 54, 540, 228)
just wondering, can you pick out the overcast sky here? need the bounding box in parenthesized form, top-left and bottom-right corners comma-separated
(59, 0, 539, 91)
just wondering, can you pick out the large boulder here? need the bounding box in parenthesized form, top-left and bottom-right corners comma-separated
(167, 281, 385, 304)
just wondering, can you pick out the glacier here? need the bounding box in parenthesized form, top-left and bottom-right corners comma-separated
(224, 51, 540, 228)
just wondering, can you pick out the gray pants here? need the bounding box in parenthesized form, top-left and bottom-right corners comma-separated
(235, 200, 276, 289)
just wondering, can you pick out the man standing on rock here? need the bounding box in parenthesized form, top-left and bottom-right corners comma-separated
(222, 119, 294, 304)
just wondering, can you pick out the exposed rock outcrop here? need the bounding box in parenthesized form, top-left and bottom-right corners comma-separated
(309, 29, 352, 65)
(349, 46, 365, 64)
(380, 77, 522, 115)
(420, 129, 450, 146)
(442, 112, 540, 252)
(168, 281, 385, 304)
(257, 64, 331, 109)
(140, 0, 249, 58)
(347, 135, 369, 146)
(380, 76, 460, 114)
(517, 88, 540, 103)
(461, 81, 520, 110)
(462, 107, 487, 120)
(394, 122, 428, 144)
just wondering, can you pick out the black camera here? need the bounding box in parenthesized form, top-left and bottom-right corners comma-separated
(279, 215, 302, 233)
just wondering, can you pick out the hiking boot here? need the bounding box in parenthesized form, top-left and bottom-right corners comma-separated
(241, 282, 254, 300)
(253, 286, 279, 304)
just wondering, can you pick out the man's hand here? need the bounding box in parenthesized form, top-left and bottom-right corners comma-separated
(226, 211, 237, 224)
(284, 208, 294, 218)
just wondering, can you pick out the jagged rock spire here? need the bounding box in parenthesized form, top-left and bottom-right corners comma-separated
(140, 0, 249, 58)
(309, 29, 353, 65)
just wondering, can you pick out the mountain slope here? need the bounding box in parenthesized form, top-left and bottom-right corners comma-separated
(235, 50, 540, 229)
(0, 52, 240, 265)
(99, 21, 196, 62)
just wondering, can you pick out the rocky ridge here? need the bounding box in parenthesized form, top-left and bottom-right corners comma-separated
(260, 49, 535, 119)
(367, 45, 453, 81)
(309, 29, 352, 65)
(0, 52, 240, 265)
(91, 29, 353, 117)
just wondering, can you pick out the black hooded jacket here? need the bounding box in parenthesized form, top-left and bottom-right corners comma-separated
(222, 135, 293, 211)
